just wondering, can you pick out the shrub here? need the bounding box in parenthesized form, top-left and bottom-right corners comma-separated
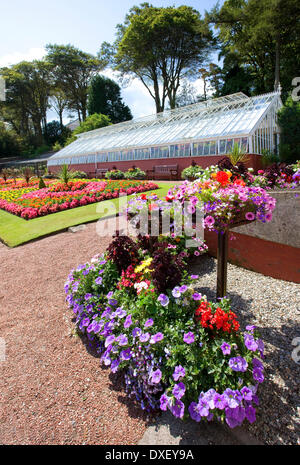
(106, 234, 140, 273)
(105, 169, 124, 180)
(181, 164, 203, 180)
(38, 177, 46, 189)
(124, 167, 146, 180)
(70, 170, 88, 179)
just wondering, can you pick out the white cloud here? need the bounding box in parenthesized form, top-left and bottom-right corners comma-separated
(0, 47, 46, 67)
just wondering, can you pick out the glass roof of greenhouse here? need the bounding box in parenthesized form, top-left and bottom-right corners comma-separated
(50, 91, 281, 161)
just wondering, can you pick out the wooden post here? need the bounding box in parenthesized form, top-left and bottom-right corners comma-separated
(216, 229, 229, 300)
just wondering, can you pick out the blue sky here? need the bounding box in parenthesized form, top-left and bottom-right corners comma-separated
(0, 0, 223, 120)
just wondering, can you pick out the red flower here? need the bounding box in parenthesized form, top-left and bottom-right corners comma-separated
(216, 171, 230, 186)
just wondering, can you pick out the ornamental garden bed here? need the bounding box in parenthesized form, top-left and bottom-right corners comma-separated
(64, 157, 299, 432)
(0, 178, 159, 220)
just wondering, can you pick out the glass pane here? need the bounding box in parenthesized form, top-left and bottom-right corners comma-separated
(210, 141, 216, 155)
(203, 142, 210, 155)
(241, 137, 248, 152)
(219, 140, 226, 154)
(226, 139, 233, 152)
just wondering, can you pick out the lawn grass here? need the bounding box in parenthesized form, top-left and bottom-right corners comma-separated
(0, 182, 174, 247)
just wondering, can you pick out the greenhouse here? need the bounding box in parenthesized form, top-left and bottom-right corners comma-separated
(48, 91, 283, 177)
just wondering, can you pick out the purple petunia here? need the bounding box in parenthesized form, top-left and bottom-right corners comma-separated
(188, 402, 202, 422)
(169, 399, 185, 419)
(253, 367, 264, 383)
(105, 335, 115, 347)
(124, 314, 133, 328)
(157, 294, 169, 307)
(173, 365, 186, 381)
(192, 292, 202, 301)
(95, 277, 103, 285)
(139, 332, 150, 343)
(150, 332, 164, 344)
(172, 286, 181, 298)
(132, 327, 142, 338)
(241, 386, 253, 401)
(120, 348, 132, 361)
(144, 318, 154, 328)
(117, 334, 128, 346)
(160, 394, 170, 411)
(213, 393, 227, 410)
(149, 368, 162, 384)
(111, 359, 120, 373)
(244, 334, 258, 352)
(183, 332, 195, 344)
(228, 356, 248, 372)
(172, 382, 186, 400)
(220, 342, 231, 355)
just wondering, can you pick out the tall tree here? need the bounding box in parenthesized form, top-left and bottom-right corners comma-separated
(87, 74, 132, 123)
(46, 44, 103, 122)
(99, 3, 215, 112)
(207, 0, 300, 100)
(0, 60, 52, 146)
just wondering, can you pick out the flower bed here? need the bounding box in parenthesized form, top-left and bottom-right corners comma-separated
(0, 178, 159, 220)
(65, 233, 265, 429)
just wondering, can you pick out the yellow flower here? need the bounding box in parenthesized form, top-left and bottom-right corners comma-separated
(134, 257, 153, 274)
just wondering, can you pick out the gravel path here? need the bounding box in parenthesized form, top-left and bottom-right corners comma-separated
(190, 255, 300, 445)
(0, 221, 299, 445)
(0, 222, 149, 445)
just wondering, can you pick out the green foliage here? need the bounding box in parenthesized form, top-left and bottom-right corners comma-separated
(181, 165, 203, 180)
(261, 149, 279, 168)
(53, 141, 62, 152)
(65, 113, 111, 146)
(124, 167, 146, 179)
(58, 164, 72, 185)
(70, 170, 88, 179)
(228, 143, 249, 165)
(208, 0, 300, 100)
(105, 169, 124, 180)
(38, 177, 46, 189)
(46, 44, 104, 122)
(0, 123, 21, 158)
(88, 74, 132, 123)
(43, 120, 71, 147)
(99, 4, 215, 111)
(278, 97, 300, 163)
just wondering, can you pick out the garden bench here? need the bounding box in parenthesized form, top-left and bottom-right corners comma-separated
(148, 164, 178, 180)
(96, 168, 108, 178)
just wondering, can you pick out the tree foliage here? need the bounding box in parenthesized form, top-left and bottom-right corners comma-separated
(278, 97, 300, 163)
(0, 123, 21, 158)
(99, 3, 215, 112)
(207, 0, 300, 100)
(87, 74, 132, 123)
(65, 113, 111, 146)
(46, 44, 104, 122)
